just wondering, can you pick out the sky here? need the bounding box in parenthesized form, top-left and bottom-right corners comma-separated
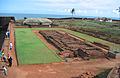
(0, 0, 120, 17)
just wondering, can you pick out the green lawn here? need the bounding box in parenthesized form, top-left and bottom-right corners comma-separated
(53, 20, 120, 44)
(63, 29, 120, 52)
(15, 28, 120, 65)
(15, 28, 62, 65)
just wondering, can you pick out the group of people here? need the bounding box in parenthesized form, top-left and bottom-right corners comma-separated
(5, 30, 12, 51)
(0, 28, 13, 76)
(0, 49, 12, 67)
(0, 49, 13, 76)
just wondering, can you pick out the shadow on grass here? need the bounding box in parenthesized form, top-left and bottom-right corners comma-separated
(96, 68, 112, 78)
(28, 25, 32, 28)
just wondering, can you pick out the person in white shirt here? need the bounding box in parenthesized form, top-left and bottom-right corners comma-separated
(2, 66, 7, 76)
(6, 30, 10, 38)
(6, 32, 8, 38)
(10, 42, 12, 50)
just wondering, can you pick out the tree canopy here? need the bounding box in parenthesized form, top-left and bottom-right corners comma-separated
(71, 8, 75, 16)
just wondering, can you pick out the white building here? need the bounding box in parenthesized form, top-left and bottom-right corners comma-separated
(23, 18, 52, 26)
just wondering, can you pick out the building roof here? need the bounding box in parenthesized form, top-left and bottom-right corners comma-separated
(24, 18, 52, 23)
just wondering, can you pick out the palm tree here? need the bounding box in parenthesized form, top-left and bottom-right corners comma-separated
(71, 8, 75, 19)
(116, 7, 120, 26)
(24, 17, 27, 19)
(116, 7, 120, 19)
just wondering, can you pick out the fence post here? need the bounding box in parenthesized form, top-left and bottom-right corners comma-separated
(44, 56, 45, 64)
(64, 56, 67, 63)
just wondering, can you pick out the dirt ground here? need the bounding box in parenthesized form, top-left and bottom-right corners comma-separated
(3, 24, 120, 78)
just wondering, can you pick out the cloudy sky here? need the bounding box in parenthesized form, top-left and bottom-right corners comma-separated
(0, 0, 120, 17)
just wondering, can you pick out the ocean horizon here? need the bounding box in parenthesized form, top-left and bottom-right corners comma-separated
(0, 13, 119, 20)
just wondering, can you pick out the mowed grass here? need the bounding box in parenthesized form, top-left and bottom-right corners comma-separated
(15, 28, 62, 65)
(15, 27, 120, 65)
(63, 29, 120, 52)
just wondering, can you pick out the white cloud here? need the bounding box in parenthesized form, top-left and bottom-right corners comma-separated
(95, 10, 104, 14)
(84, 10, 87, 14)
(113, 9, 119, 15)
(100, 11, 103, 14)
(34, 0, 115, 10)
(77, 10, 82, 13)
(69, 0, 76, 2)
(32, 0, 115, 4)
(95, 10, 98, 14)
(64, 9, 67, 12)
(113, 10, 116, 13)
(31, 0, 119, 16)
(64, 9, 72, 12)
(32, 0, 77, 3)
(64, 9, 88, 14)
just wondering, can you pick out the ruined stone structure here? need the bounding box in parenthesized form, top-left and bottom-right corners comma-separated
(39, 30, 108, 60)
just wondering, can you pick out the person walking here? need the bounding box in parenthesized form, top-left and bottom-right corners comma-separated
(0, 51, 1, 61)
(1, 51, 4, 61)
(3, 55, 8, 63)
(8, 30, 10, 38)
(10, 42, 12, 50)
(2, 66, 7, 76)
(6, 31, 8, 38)
(2, 49, 5, 53)
(8, 56, 12, 67)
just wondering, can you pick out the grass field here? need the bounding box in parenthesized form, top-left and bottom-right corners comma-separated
(53, 20, 120, 44)
(15, 28, 62, 65)
(15, 28, 120, 65)
(53, 20, 120, 35)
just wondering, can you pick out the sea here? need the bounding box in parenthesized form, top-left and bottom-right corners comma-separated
(0, 13, 119, 20)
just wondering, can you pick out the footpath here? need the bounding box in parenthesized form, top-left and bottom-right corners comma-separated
(0, 23, 17, 78)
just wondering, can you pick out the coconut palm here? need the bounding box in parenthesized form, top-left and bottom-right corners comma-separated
(116, 7, 120, 19)
(116, 7, 120, 26)
(24, 17, 27, 19)
(71, 8, 75, 19)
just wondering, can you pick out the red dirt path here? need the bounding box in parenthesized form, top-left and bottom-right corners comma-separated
(3, 24, 120, 78)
